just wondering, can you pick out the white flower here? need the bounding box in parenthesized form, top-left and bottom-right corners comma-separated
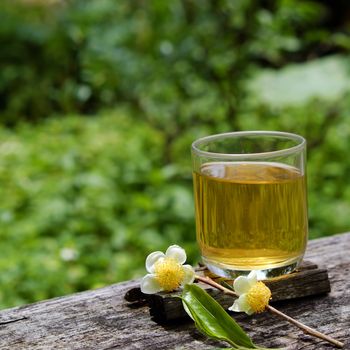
(228, 271, 271, 315)
(140, 245, 195, 294)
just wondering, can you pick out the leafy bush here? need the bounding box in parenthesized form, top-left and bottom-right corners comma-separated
(0, 112, 198, 307)
(1, 0, 349, 125)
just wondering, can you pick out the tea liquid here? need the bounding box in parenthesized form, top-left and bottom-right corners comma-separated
(193, 162, 308, 270)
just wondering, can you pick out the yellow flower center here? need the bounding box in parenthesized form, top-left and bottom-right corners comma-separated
(246, 281, 271, 313)
(154, 258, 185, 292)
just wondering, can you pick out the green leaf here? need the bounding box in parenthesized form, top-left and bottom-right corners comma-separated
(181, 284, 256, 348)
(181, 284, 282, 350)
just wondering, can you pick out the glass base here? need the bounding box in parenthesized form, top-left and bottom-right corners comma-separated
(202, 256, 303, 280)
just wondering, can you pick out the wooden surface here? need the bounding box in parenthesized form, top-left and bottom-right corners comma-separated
(125, 261, 331, 323)
(0, 233, 349, 350)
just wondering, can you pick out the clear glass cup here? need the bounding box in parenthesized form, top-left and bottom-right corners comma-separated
(191, 131, 308, 279)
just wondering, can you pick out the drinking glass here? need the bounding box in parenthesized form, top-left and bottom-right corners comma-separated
(191, 131, 308, 279)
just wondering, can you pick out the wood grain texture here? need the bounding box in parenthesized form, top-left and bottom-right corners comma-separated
(0, 233, 349, 350)
(126, 262, 331, 323)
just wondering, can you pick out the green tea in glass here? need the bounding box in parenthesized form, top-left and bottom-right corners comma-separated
(192, 131, 308, 279)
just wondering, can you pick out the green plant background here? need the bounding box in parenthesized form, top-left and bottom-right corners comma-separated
(0, 0, 349, 308)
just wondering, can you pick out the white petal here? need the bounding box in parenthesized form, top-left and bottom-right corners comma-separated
(247, 270, 258, 285)
(145, 251, 165, 273)
(228, 295, 247, 312)
(246, 308, 255, 315)
(181, 264, 195, 285)
(165, 245, 186, 264)
(228, 300, 241, 312)
(140, 274, 162, 294)
(228, 294, 253, 315)
(234, 271, 258, 295)
(233, 275, 252, 295)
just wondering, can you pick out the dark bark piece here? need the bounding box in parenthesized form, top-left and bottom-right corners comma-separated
(0, 233, 348, 350)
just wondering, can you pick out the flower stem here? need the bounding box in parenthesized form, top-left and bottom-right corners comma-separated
(195, 275, 344, 348)
(195, 275, 238, 297)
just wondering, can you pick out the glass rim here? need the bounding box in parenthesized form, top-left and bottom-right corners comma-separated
(191, 131, 306, 160)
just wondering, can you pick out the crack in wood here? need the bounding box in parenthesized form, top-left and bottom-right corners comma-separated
(0, 316, 28, 325)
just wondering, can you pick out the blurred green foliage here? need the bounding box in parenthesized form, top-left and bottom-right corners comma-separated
(0, 0, 350, 308)
(1, 100, 350, 308)
(0, 113, 197, 306)
(1, 0, 348, 125)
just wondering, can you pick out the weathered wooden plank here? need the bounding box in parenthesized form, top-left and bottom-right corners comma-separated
(0, 233, 349, 350)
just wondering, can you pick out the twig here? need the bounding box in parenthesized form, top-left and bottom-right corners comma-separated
(195, 275, 344, 348)
(266, 305, 343, 348)
(196, 275, 238, 297)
